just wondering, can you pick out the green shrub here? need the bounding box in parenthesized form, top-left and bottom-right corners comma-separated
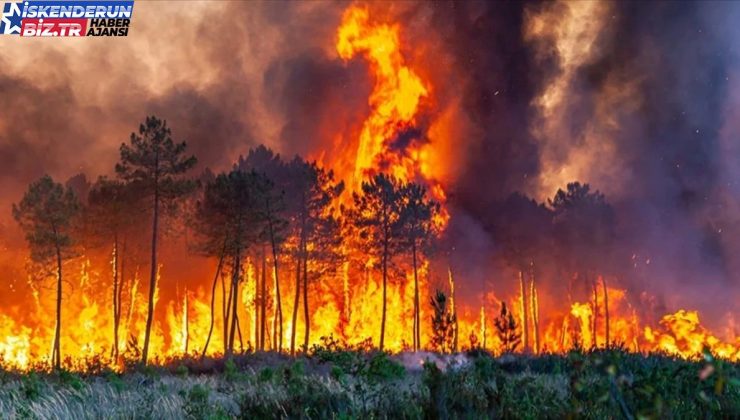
(105, 371, 126, 392)
(21, 371, 42, 401)
(183, 384, 211, 419)
(59, 369, 85, 391)
(176, 363, 189, 377)
(363, 352, 405, 383)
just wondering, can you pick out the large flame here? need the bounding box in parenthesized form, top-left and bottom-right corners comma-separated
(337, 6, 429, 189)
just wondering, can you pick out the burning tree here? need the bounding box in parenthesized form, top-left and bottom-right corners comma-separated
(13, 175, 80, 370)
(236, 146, 289, 351)
(285, 157, 344, 354)
(115, 116, 197, 365)
(86, 177, 141, 361)
(430, 289, 456, 354)
(487, 192, 553, 353)
(549, 182, 615, 348)
(398, 183, 440, 351)
(347, 173, 404, 351)
(494, 302, 521, 354)
(194, 169, 267, 355)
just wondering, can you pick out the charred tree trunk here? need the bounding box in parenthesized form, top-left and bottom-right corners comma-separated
(602, 277, 610, 347)
(111, 235, 120, 361)
(519, 270, 529, 352)
(412, 240, 420, 351)
(116, 239, 126, 360)
(254, 257, 259, 348)
(227, 250, 241, 355)
(235, 311, 244, 353)
(53, 238, 63, 370)
(302, 241, 310, 352)
(260, 250, 267, 351)
(183, 292, 189, 355)
(222, 271, 229, 354)
(379, 235, 388, 351)
(267, 207, 283, 352)
(142, 168, 159, 366)
(202, 247, 226, 358)
(591, 274, 599, 348)
(290, 257, 301, 355)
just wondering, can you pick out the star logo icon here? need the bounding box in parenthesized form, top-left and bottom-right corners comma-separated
(0, 2, 23, 35)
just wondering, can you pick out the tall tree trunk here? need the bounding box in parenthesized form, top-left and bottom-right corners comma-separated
(602, 277, 610, 347)
(183, 292, 189, 355)
(260, 250, 267, 351)
(530, 264, 540, 354)
(53, 242, 63, 370)
(290, 257, 301, 355)
(227, 250, 241, 355)
(302, 242, 310, 352)
(254, 257, 259, 348)
(222, 271, 229, 354)
(480, 306, 487, 349)
(591, 274, 598, 348)
(202, 247, 226, 358)
(267, 211, 283, 351)
(111, 235, 119, 360)
(379, 238, 388, 351)
(519, 270, 529, 352)
(448, 267, 458, 353)
(235, 312, 244, 353)
(412, 240, 420, 351)
(117, 239, 126, 360)
(142, 176, 159, 365)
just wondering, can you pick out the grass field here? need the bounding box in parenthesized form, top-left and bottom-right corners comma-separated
(0, 345, 738, 419)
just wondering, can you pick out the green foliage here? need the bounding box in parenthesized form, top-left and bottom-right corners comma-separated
(257, 366, 274, 382)
(223, 357, 244, 382)
(176, 363, 189, 377)
(0, 350, 737, 418)
(21, 371, 42, 401)
(240, 372, 353, 419)
(13, 174, 80, 265)
(183, 384, 210, 419)
(58, 369, 84, 391)
(422, 359, 497, 418)
(105, 371, 126, 392)
(312, 336, 405, 383)
(364, 352, 405, 383)
(115, 115, 197, 197)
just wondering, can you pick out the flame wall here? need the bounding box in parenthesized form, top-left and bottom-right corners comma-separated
(0, 1, 739, 367)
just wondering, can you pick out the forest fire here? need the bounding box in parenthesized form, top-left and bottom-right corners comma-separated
(0, 3, 738, 374)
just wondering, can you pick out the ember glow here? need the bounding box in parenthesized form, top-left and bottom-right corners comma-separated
(0, 2, 739, 371)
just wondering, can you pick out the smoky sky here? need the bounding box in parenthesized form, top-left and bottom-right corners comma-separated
(1, 1, 739, 317)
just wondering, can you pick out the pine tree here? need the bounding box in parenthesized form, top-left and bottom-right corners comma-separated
(13, 175, 80, 369)
(346, 173, 403, 351)
(430, 289, 455, 354)
(494, 302, 521, 354)
(194, 169, 264, 355)
(115, 116, 197, 364)
(284, 157, 343, 354)
(87, 177, 140, 361)
(237, 146, 289, 351)
(398, 183, 439, 351)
